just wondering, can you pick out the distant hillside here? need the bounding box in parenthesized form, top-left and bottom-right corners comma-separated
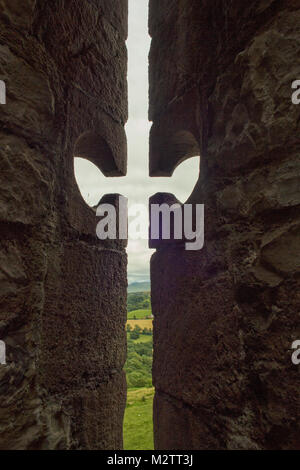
(128, 281, 150, 293)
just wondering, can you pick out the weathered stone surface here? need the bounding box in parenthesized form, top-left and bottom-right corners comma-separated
(0, 0, 128, 450)
(149, 0, 300, 450)
(40, 242, 127, 394)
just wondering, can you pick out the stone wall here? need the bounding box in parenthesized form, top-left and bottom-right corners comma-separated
(149, 0, 300, 450)
(0, 0, 128, 449)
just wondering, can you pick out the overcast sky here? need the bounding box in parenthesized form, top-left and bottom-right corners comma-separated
(74, 0, 199, 284)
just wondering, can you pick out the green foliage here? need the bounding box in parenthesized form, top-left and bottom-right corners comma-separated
(129, 325, 141, 340)
(142, 327, 152, 335)
(130, 330, 140, 340)
(125, 334, 153, 389)
(127, 292, 151, 313)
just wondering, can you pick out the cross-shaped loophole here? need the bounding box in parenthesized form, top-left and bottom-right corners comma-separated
(74, 153, 200, 283)
(74, 154, 200, 208)
(73, 0, 200, 282)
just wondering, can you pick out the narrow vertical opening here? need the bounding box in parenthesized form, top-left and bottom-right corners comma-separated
(123, 0, 200, 447)
(73, 0, 201, 451)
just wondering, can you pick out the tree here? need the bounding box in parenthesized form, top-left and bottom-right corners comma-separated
(130, 330, 139, 340)
(134, 324, 142, 334)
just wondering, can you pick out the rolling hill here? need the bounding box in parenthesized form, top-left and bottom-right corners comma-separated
(128, 281, 150, 293)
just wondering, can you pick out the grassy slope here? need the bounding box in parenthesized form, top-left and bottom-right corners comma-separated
(130, 334, 153, 344)
(123, 388, 155, 450)
(128, 308, 152, 319)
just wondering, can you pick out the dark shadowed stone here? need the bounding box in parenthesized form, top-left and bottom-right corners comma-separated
(149, 0, 300, 450)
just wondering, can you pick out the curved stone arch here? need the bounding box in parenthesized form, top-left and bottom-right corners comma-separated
(71, 129, 128, 248)
(71, 122, 127, 216)
(166, 130, 200, 175)
(74, 130, 126, 177)
(150, 126, 200, 177)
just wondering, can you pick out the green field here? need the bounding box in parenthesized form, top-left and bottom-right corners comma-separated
(130, 334, 152, 344)
(124, 290, 154, 450)
(128, 308, 152, 319)
(123, 388, 154, 450)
